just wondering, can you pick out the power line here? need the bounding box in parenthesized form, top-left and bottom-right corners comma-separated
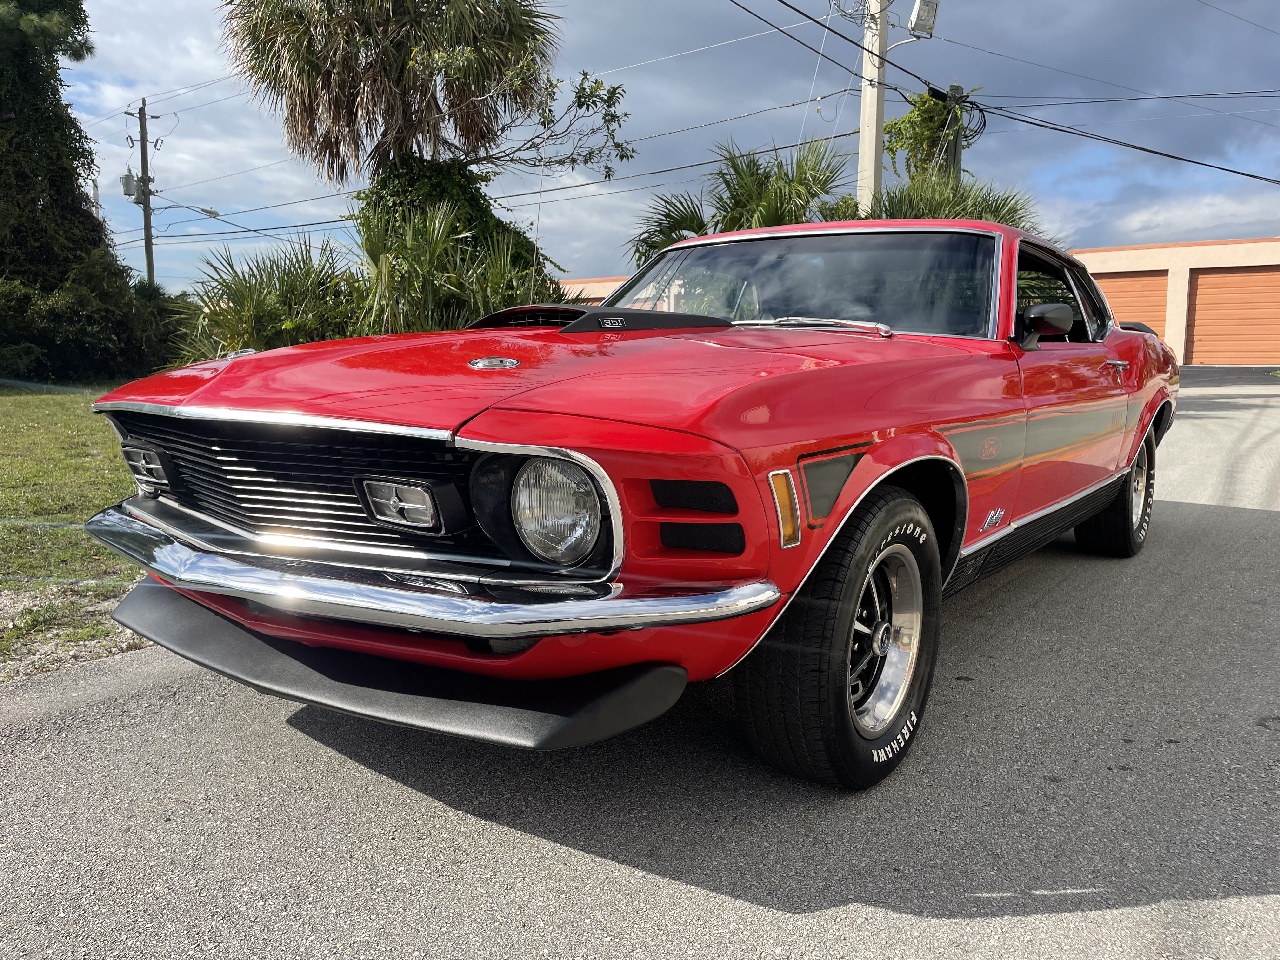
(504, 178, 702, 209)
(740, 1, 1280, 191)
(997, 89, 1280, 109)
(726, 0, 883, 93)
(983, 106, 1280, 136)
(592, 18, 814, 75)
(162, 159, 293, 193)
(492, 128, 859, 202)
(630, 84, 857, 142)
(1190, 0, 1280, 37)
(981, 104, 1280, 187)
(939, 36, 1280, 133)
(166, 91, 249, 115)
(81, 77, 232, 127)
(761, 0, 931, 87)
(120, 218, 351, 246)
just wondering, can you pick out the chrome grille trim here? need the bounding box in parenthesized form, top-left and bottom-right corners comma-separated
(105, 409, 504, 562)
(92, 401, 454, 442)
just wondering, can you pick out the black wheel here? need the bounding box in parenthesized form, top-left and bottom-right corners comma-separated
(1075, 432, 1155, 558)
(733, 487, 942, 789)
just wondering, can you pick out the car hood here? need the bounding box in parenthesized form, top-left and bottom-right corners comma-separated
(98, 326, 968, 438)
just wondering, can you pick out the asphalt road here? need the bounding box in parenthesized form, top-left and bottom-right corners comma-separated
(2, 367, 1278, 959)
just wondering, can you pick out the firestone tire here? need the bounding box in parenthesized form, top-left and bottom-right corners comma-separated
(733, 487, 942, 789)
(1075, 432, 1155, 558)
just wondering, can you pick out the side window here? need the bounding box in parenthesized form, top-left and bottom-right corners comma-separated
(1016, 248, 1091, 343)
(1069, 268, 1110, 340)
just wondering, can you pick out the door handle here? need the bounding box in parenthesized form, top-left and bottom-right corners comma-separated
(1107, 359, 1129, 370)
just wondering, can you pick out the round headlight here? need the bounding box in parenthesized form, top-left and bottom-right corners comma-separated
(510, 457, 602, 565)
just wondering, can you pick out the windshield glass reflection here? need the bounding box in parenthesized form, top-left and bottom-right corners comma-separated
(604, 231, 996, 338)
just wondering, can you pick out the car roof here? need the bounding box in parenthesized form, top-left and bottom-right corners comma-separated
(665, 218, 1051, 251)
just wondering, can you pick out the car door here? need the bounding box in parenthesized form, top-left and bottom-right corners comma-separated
(1011, 243, 1128, 521)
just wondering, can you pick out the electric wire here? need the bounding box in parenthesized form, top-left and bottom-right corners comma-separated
(938, 36, 1280, 133)
(592, 19, 813, 75)
(629, 84, 857, 142)
(744, 3, 1280, 189)
(1189, 0, 1280, 37)
(492, 128, 859, 202)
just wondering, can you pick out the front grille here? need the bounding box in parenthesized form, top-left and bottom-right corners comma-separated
(110, 411, 504, 560)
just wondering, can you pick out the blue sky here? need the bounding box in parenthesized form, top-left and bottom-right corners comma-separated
(67, 0, 1280, 288)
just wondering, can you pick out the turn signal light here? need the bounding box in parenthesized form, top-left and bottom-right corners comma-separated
(769, 470, 802, 549)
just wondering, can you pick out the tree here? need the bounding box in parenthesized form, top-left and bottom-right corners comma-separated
(882, 88, 983, 181)
(0, 0, 102, 288)
(0, 0, 180, 380)
(629, 139, 853, 266)
(870, 175, 1058, 240)
(223, 0, 631, 183)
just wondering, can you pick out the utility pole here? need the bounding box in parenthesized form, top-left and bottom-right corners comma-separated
(943, 82, 965, 179)
(855, 0, 889, 212)
(126, 98, 156, 285)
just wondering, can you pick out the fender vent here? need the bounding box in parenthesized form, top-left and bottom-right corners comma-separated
(649, 480, 738, 514)
(660, 522, 746, 555)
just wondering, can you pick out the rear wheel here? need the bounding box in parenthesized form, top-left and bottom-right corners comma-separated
(733, 487, 942, 789)
(1075, 432, 1155, 557)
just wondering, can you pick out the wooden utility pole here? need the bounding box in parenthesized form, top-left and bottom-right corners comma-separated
(127, 98, 156, 285)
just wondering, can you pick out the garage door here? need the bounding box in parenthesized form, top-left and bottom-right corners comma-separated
(1092, 271, 1168, 340)
(1188, 265, 1280, 365)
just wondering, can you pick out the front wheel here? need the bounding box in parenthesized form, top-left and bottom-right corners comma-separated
(1075, 432, 1155, 557)
(733, 487, 942, 789)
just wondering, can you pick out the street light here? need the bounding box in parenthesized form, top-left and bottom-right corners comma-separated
(907, 0, 939, 39)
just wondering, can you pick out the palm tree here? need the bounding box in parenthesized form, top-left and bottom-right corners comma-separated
(223, 0, 559, 182)
(870, 175, 1054, 238)
(629, 139, 852, 266)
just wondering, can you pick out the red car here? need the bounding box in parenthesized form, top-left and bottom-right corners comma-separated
(88, 220, 1177, 788)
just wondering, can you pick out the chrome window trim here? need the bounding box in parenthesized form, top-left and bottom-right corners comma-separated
(93, 401, 454, 443)
(612, 226, 1006, 341)
(86, 505, 780, 640)
(453, 438, 627, 583)
(1018, 239, 1111, 343)
(717, 454, 969, 678)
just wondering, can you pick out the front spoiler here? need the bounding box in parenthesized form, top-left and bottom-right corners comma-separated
(114, 582, 688, 750)
(86, 504, 781, 641)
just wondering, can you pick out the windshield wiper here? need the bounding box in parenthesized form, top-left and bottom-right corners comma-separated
(734, 316, 893, 338)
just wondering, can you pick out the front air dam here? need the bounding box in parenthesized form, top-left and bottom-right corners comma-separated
(112, 582, 689, 750)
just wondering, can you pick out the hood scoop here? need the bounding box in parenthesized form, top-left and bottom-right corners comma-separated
(468, 304, 732, 334)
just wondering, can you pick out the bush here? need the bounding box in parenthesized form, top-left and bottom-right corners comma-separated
(0, 248, 182, 381)
(171, 202, 571, 363)
(172, 238, 357, 365)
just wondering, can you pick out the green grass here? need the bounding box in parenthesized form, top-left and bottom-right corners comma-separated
(1, 388, 146, 679)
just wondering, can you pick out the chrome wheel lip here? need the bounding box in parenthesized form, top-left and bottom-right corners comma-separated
(1130, 444, 1149, 530)
(848, 543, 923, 738)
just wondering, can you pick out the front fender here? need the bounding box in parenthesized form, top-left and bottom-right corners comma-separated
(758, 429, 967, 599)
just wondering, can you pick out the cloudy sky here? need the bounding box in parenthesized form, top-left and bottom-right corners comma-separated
(66, 0, 1280, 289)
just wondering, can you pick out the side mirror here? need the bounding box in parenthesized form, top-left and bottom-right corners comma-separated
(1017, 303, 1074, 351)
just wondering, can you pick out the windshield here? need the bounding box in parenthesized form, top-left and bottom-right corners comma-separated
(603, 231, 997, 338)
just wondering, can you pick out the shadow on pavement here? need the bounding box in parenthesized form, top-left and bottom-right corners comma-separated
(290, 500, 1280, 918)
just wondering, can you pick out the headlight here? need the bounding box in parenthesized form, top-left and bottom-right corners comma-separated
(510, 457, 601, 565)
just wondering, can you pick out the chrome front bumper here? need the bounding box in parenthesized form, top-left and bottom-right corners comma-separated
(86, 504, 781, 641)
